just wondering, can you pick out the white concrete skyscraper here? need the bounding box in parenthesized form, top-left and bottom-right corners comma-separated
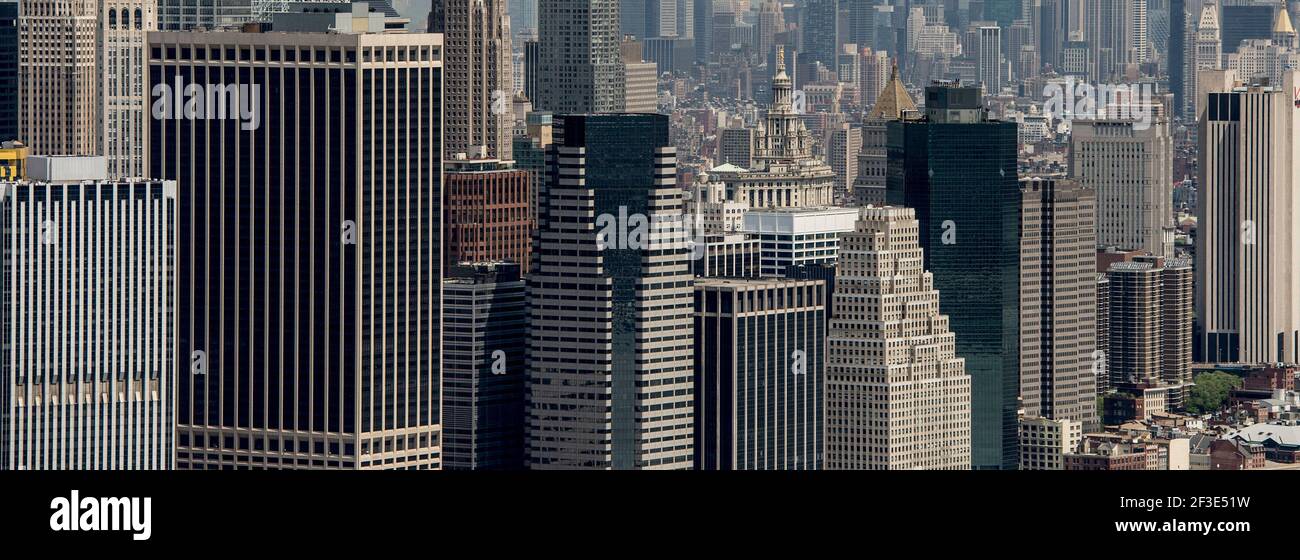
(1195, 69, 1300, 365)
(826, 206, 972, 470)
(0, 157, 176, 470)
(442, 0, 514, 160)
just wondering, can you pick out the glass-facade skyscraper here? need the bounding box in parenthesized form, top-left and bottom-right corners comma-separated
(886, 84, 1020, 470)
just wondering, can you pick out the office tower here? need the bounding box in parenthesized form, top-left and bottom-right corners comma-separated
(1221, 2, 1277, 53)
(1096, 272, 1110, 394)
(1084, 0, 1149, 79)
(509, 0, 538, 35)
(886, 84, 1019, 470)
(621, 41, 659, 112)
(150, 28, 444, 470)
(1061, 39, 1092, 76)
(1069, 117, 1174, 258)
(755, 0, 783, 58)
(803, 0, 839, 69)
(0, 2, 16, 142)
(1171, 0, 1189, 117)
(1190, 2, 1222, 117)
(1196, 70, 1300, 365)
(444, 158, 533, 271)
(827, 124, 861, 201)
(858, 48, 890, 111)
(443, 262, 527, 470)
(1040, 0, 1065, 69)
(440, 0, 514, 161)
(527, 113, 693, 469)
(101, 2, 155, 180)
(157, 0, 253, 30)
(535, 0, 625, 113)
(710, 47, 835, 208)
(0, 156, 175, 470)
(1019, 178, 1098, 429)
(855, 62, 916, 206)
(18, 0, 98, 157)
(718, 127, 757, 167)
(1006, 19, 1033, 82)
(694, 0, 710, 62)
(1019, 417, 1083, 470)
(826, 205, 972, 470)
(523, 39, 539, 102)
(977, 24, 1003, 93)
(1227, 37, 1300, 84)
(693, 278, 825, 470)
(1108, 256, 1193, 408)
(741, 207, 859, 276)
(985, 0, 1023, 27)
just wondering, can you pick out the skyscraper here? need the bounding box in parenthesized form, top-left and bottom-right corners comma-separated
(887, 84, 1020, 470)
(443, 262, 527, 470)
(1070, 116, 1175, 257)
(438, 0, 514, 160)
(18, 0, 98, 157)
(1108, 256, 1193, 408)
(150, 28, 444, 470)
(0, 1, 17, 142)
(693, 278, 825, 470)
(527, 113, 693, 469)
(1195, 69, 1300, 365)
(977, 24, 1003, 93)
(1190, 2, 1222, 119)
(444, 158, 534, 271)
(157, 0, 253, 30)
(535, 0, 625, 113)
(1019, 177, 1098, 429)
(826, 205, 972, 470)
(101, 2, 156, 179)
(0, 156, 176, 470)
(803, 0, 839, 69)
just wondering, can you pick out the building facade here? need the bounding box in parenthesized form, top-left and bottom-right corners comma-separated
(18, 0, 98, 157)
(887, 84, 1020, 470)
(1020, 177, 1098, 428)
(444, 158, 533, 271)
(0, 156, 175, 470)
(443, 262, 527, 470)
(102, 1, 156, 179)
(149, 29, 444, 470)
(1070, 117, 1175, 258)
(1195, 70, 1300, 365)
(826, 206, 972, 470)
(693, 278, 825, 470)
(439, 0, 514, 160)
(534, 0, 625, 113)
(527, 113, 694, 469)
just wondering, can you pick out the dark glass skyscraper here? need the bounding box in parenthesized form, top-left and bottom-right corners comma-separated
(443, 262, 527, 470)
(149, 30, 444, 470)
(886, 84, 1020, 470)
(693, 278, 825, 470)
(0, 1, 16, 142)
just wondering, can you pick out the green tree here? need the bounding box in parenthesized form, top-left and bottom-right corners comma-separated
(1185, 371, 1243, 415)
